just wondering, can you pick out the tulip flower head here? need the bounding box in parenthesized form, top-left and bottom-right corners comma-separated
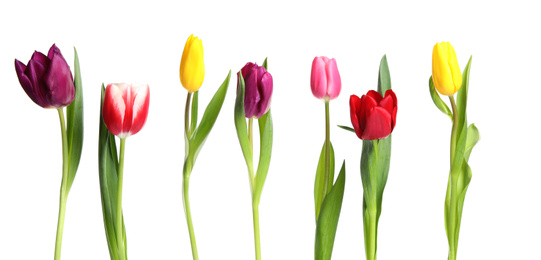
(310, 56, 341, 101)
(432, 42, 462, 96)
(180, 34, 205, 92)
(14, 44, 75, 108)
(103, 83, 150, 139)
(350, 90, 397, 140)
(237, 62, 273, 119)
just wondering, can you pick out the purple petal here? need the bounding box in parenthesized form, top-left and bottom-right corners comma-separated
(31, 51, 50, 66)
(26, 59, 50, 107)
(255, 71, 273, 118)
(44, 53, 75, 107)
(244, 67, 260, 118)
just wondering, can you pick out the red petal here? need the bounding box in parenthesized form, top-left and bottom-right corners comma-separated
(349, 95, 363, 139)
(102, 84, 126, 136)
(361, 107, 392, 140)
(366, 90, 383, 103)
(359, 94, 378, 135)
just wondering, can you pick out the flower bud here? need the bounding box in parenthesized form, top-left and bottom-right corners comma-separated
(14, 44, 75, 108)
(310, 56, 341, 101)
(102, 83, 150, 139)
(237, 62, 273, 119)
(432, 42, 462, 96)
(180, 34, 205, 92)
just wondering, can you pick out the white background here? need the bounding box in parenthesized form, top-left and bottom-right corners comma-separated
(1, 0, 540, 259)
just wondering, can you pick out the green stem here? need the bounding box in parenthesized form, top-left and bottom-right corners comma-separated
(116, 138, 126, 260)
(183, 172, 199, 260)
(323, 101, 330, 196)
(364, 209, 377, 260)
(447, 96, 459, 260)
(54, 108, 69, 260)
(248, 118, 254, 154)
(252, 203, 261, 260)
(185, 92, 192, 137)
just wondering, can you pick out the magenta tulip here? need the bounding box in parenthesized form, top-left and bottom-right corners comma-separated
(102, 83, 150, 138)
(310, 56, 341, 101)
(237, 62, 273, 118)
(14, 44, 75, 108)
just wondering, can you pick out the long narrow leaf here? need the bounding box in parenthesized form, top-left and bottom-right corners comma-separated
(98, 85, 126, 260)
(190, 91, 199, 135)
(315, 162, 346, 260)
(66, 47, 84, 192)
(191, 71, 231, 160)
(234, 72, 254, 178)
(377, 55, 391, 93)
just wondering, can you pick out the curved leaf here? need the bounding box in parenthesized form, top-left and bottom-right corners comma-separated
(234, 72, 254, 182)
(337, 125, 355, 133)
(429, 76, 453, 120)
(253, 111, 273, 206)
(377, 55, 391, 94)
(314, 141, 335, 220)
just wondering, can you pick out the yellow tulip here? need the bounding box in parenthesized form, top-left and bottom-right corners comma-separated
(432, 42, 462, 96)
(180, 34, 205, 92)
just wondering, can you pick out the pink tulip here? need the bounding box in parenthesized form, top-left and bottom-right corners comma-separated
(310, 56, 341, 101)
(103, 83, 150, 138)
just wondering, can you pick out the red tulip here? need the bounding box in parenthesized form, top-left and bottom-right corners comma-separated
(103, 83, 150, 138)
(350, 90, 397, 140)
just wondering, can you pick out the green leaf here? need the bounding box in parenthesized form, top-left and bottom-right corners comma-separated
(66, 47, 84, 192)
(190, 90, 199, 135)
(190, 71, 231, 160)
(377, 55, 391, 94)
(464, 124, 479, 161)
(456, 56, 473, 134)
(429, 76, 453, 120)
(234, 72, 254, 178)
(98, 85, 126, 260)
(315, 162, 346, 260)
(314, 141, 335, 221)
(262, 57, 268, 70)
(253, 111, 273, 206)
(337, 125, 355, 133)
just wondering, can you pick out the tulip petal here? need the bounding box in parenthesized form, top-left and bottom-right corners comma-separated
(433, 43, 456, 96)
(366, 90, 383, 104)
(379, 90, 396, 116)
(311, 57, 327, 100)
(26, 59, 49, 107)
(15, 59, 41, 107)
(31, 51, 50, 66)
(244, 67, 261, 118)
(256, 72, 273, 118)
(103, 84, 126, 136)
(129, 84, 150, 136)
(349, 95, 363, 139)
(359, 94, 378, 135)
(361, 107, 392, 140)
(325, 58, 341, 100)
(45, 53, 75, 107)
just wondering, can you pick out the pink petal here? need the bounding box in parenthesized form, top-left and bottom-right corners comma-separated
(325, 58, 341, 100)
(310, 57, 327, 99)
(129, 84, 150, 136)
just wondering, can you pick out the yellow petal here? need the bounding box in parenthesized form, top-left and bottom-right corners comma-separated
(432, 42, 461, 96)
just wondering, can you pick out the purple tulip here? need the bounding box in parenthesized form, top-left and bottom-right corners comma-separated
(310, 56, 341, 101)
(14, 44, 75, 108)
(237, 62, 273, 119)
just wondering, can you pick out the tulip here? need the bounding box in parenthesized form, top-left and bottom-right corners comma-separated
(14, 44, 75, 108)
(432, 42, 462, 96)
(180, 34, 205, 92)
(103, 83, 150, 139)
(310, 56, 341, 101)
(350, 90, 397, 140)
(237, 62, 273, 119)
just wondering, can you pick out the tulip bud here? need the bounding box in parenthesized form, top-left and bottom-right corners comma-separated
(180, 34, 205, 92)
(103, 83, 150, 139)
(237, 62, 273, 119)
(432, 42, 462, 96)
(310, 56, 341, 101)
(14, 44, 75, 108)
(350, 90, 397, 140)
